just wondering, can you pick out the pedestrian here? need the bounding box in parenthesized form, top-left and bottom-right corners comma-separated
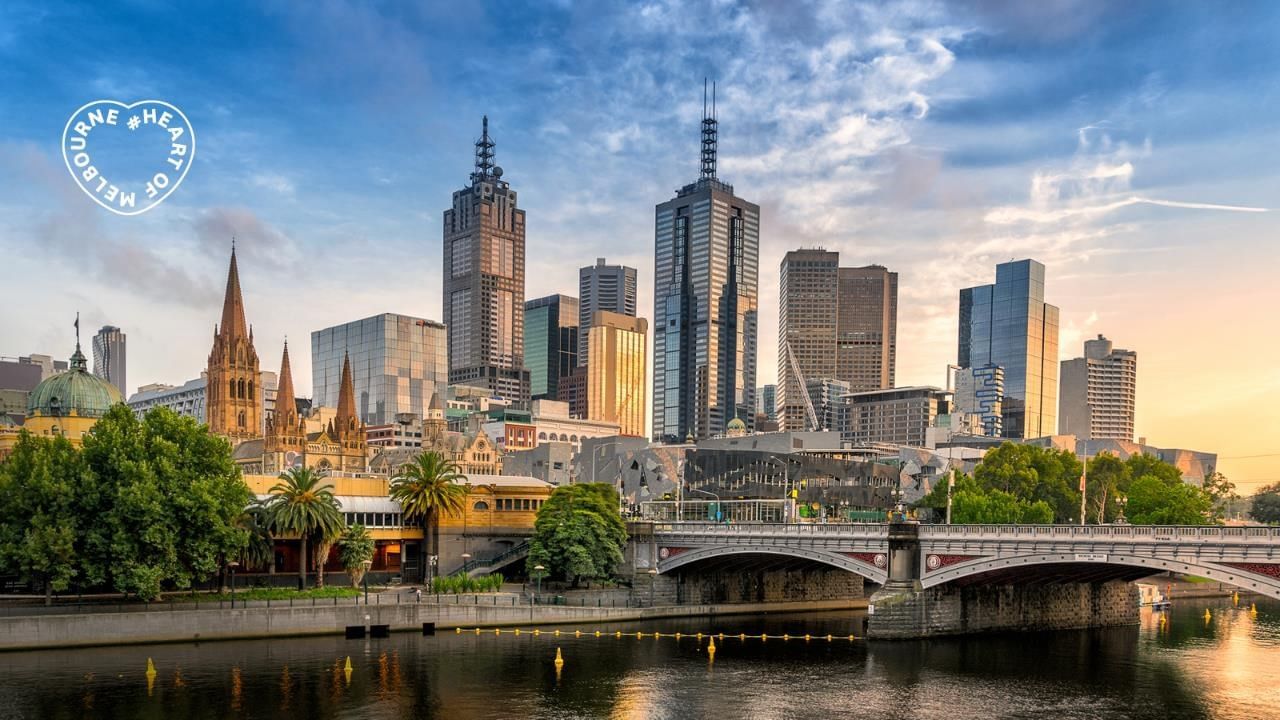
(415, 587, 422, 603)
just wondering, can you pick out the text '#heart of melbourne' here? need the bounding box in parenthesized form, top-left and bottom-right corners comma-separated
(61, 100, 195, 216)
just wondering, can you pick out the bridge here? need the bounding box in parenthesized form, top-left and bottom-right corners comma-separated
(628, 502, 1280, 637)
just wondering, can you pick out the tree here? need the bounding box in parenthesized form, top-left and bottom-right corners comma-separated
(1085, 453, 1130, 524)
(1126, 475, 1214, 525)
(78, 406, 250, 600)
(390, 452, 467, 578)
(0, 433, 90, 604)
(1202, 471, 1238, 520)
(338, 524, 375, 588)
(266, 466, 344, 589)
(526, 483, 627, 586)
(972, 443, 1082, 522)
(946, 475, 1054, 524)
(237, 501, 275, 572)
(1250, 483, 1280, 525)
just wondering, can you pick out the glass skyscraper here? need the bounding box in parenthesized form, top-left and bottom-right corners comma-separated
(578, 258, 638, 366)
(653, 87, 759, 442)
(91, 325, 126, 398)
(524, 294, 578, 401)
(311, 313, 447, 425)
(957, 259, 1060, 439)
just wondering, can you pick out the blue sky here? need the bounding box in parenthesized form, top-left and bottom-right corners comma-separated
(1, 1, 1278, 489)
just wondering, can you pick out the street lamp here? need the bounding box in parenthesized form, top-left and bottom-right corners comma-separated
(533, 564, 546, 602)
(227, 560, 240, 608)
(1116, 495, 1128, 525)
(361, 559, 373, 605)
(461, 552, 472, 576)
(647, 568, 658, 607)
(687, 487, 721, 522)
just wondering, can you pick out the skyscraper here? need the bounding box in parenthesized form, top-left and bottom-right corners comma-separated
(312, 313, 447, 426)
(777, 249, 838, 432)
(524, 294, 579, 401)
(1060, 334, 1137, 441)
(586, 311, 648, 437)
(837, 265, 897, 392)
(653, 84, 759, 442)
(777, 250, 898, 431)
(91, 325, 126, 397)
(206, 246, 261, 443)
(957, 259, 1060, 439)
(443, 116, 529, 404)
(578, 258, 637, 366)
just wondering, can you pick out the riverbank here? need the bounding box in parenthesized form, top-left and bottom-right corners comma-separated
(0, 597, 867, 652)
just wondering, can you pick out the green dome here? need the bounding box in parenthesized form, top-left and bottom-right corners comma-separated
(27, 346, 123, 419)
(727, 415, 747, 431)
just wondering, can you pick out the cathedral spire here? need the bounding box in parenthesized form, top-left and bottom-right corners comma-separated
(219, 244, 249, 339)
(335, 351, 357, 431)
(276, 341, 297, 424)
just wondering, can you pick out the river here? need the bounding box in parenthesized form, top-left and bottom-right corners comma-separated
(0, 597, 1276, 719)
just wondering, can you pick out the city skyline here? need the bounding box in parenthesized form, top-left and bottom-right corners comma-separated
(1, 1, 1277, 488)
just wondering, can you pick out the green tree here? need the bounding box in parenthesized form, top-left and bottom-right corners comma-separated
(1249, 483, 1280, 525)
(947, 476, 1054, 524)
(972, 443, 1082, 522)
(1202, 471, 1238, 520)
(78, 406, 250, 600)
(1126, 475, 1214, 525)
(526, 483, 627, 586)
(266, 466, 344, 589)
(389, 452, 467, 577)
(1125, 453, 1183, 486)
(0, 433, 90, 604)
(237, 501, 275, 572)
(1085, 453, 1130, 524)
(338, 524, 376, 588)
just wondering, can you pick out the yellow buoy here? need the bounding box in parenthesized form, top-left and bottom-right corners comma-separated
(343, 656, 352, 672)
(783, 634, 790, 641)
(146, 658, 156, 675)
(554, 629, 561, 636)
(696, 633, 703, 640)
(495, 628, 501, 635)
(475, 627, 481, 635)
(455, 627, 461, 634)
(804, 634, 811, 641)
(595, 630, 601, 637)
(1233, 591, 1240, 606)
(514, 629, 520, 636)
(707, 637, 716, 663)
(554, 647, 564, 668)
(848, 635, 855, 641)
(616, 631, 622, 638)
(636, 632, 644, 639)
(533, 629, 540, 636)
(826, 634, 833, 641)
(654, 632, 662, 638)
(739, 633, 746, 640)
(574, 630, 582, 637)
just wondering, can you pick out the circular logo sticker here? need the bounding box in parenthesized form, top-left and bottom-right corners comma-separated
(926, 554, 942, 570)
(873, 553, 887, 568)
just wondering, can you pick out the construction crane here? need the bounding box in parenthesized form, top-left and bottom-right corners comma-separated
(784, 340, 820, 431)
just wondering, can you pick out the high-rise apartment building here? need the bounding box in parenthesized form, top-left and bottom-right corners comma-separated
(777, 250, 898, 431)
(838, 265, 897, 392)
(653, 86, 759, 442)
(586, 311, 648, 437)
(524, 294, 578, 401)
(778, 249, 838, 431)
(312, 313, 448, 426)
(92, 325, 126, 397)
(578, 258, 637, 366)
(1060, 334, 1137, 441)
(443, 116, 529, 405)
(957, 259, 1060, 439)
(843, 386, 950, 448)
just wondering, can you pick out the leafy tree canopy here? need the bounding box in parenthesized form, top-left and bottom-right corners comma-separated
(338, 524, 376, 587)
(1250, 482, 1280, 525)
(527, 483, 626, 586)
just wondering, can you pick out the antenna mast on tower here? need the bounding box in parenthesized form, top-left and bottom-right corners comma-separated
(472, 115, 496, 182)
(701, 78, 718, 180)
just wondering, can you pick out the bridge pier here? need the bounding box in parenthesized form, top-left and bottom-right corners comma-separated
(867, 521, 1139, 639)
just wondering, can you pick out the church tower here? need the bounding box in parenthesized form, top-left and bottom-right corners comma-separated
(264, 340, 305, 466)
(207, 245, 261, 442)
(328, 352, 367, 471)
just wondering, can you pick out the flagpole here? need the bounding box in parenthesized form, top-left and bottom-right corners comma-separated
(1079, 452, 1087, 527)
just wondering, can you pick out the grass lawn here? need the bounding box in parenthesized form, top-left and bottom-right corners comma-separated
(169, 586, 363, 603)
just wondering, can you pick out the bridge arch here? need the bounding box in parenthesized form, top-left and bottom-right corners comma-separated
(657, 544, 888, 585)
(921, 551, 1280, 600)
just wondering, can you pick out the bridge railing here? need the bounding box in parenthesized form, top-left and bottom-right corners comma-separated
(639, 499, 793, 524)
(916, 524, 1280, 541)
(649, 521, 890, 538)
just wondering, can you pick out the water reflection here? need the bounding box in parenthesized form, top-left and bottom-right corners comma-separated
(0, 598, 1275, 719)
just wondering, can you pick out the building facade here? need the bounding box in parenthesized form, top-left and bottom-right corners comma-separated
(1060, 334, 1137, 441)
(837, 265, 897, 392)
(778, 249, 839, 432)
(524, 294, 579, 402)
(442, 116, 529, 405)
(578, 258, 638, 366)
(758, 384, 777, 422)
(206, 246, 262, 444)
(312, 313, 447, 426)
(91, 325, 126, 398)
(585, 310, 648, 437)
(843, 386, 950, 448)
(128, 377, 208, 422)
(953, 364, 1004, 437)
(653, 91, 759, 442)
(958, 259, 1060, 439)
(1, 337, 124, 458)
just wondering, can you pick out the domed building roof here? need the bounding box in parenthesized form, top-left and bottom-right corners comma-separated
(27, 344, 123, 419)
(727, 416, 747, 431)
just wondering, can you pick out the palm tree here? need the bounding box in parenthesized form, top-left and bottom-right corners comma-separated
(338, 524, 376, 589)
(266, 466, 345, 590)
(390, 452, 467, 584)
(238, 500, 275, 572)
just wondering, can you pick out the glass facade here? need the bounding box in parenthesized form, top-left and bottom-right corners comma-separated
(957, 259, 1059, 439)
(586, 311, 648, 437)
(311, 313, 447, 425)
(578, 259, 637, 366)
(524, 294, 578, 401)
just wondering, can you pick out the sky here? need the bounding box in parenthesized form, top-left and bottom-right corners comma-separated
(1, 1, 1278, 491)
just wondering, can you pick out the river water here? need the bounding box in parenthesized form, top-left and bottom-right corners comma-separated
(0, 597, 1276, 720)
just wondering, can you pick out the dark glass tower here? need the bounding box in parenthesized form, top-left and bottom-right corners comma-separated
(524, 294, 579, 401)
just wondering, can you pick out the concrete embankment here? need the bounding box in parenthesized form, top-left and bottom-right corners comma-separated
(0, 598, 866, 652)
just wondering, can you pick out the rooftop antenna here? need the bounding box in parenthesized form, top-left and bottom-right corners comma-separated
(701, 78, 718, 180)
(473, 115, 495, 183)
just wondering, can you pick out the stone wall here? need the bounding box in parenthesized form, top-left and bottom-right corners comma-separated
(867, 580, 1138, 639)
(667, 567, 865, 605)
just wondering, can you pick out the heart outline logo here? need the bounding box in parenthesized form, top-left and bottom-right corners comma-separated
(61, 99, 196, 216)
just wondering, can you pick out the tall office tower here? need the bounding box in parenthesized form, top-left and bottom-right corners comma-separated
(957, 259, 1060, 439)
(837, 265, 897, 392)
(653, 83, 759, 442)
(91, 325, 126, 397)
(525, 294, 579, 401)
(1060, 334, 1137, 441)
(586, 311, 648, 437)
(954, 364, 1004, 437)
(759, 384, 777, 421)
(578, 258, 638, 366)
(777, 249, 839, 431)
(312, 313, 448, 426)
(443, 116, 530, 405)
(206, 246, 261, 443)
